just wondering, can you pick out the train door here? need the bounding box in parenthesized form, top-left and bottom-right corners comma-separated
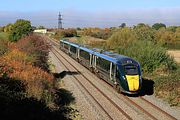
(92, 55, 97, 72)
(77, 48, 80, 60)
(110, 62, 116, 83)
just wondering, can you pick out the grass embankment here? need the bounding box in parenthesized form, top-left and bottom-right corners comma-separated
(0, 33, 79, 119)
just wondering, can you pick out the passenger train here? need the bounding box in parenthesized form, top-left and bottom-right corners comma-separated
(59, 39, 142, 94)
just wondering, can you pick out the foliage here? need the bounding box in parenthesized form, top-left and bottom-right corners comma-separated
(0, 27, 3, 32)
(53, 28, 77, 40)
(119, 23, 126, 28)
(82, 28, 112, 40)
(0, 76, 77, 119)
(0, 32, 9, 40)
(0, 49, 54, 102)
(166, 26, 177, 32)
(16, 34, 50, 70)
(152, 23, 166, 30)
(134, 24, 156, 42)
(107, 28, 177, 72)
(9, 19, 33, 42)
(107, 27, 135, 49)
(3, 23, 13, 33)
(155, 28, 177, 45)
(0, 32, 9, 56)
(148, 66, 180, 106)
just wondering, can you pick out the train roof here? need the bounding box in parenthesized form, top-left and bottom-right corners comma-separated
(60, 39, 139, 65)
(93, 49, 138, 65)
(60, 39, 80, 48)
(79, 46, 94, 54)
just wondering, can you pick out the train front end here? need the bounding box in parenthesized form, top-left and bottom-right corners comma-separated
(117, 59, 142, 94)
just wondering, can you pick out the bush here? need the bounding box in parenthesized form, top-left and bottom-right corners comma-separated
(153, 67, 180, 106)
(53, 29, 77, 40)
(0, 49, 54, 103)
(9, 19, 33, 42)
(82, 28, 112, 40)
(16, 34, 50, 70)
(107, 28, 135, 49)
(107, 28, 177, 72)
(117, 41, 176, 72)
(0, 37, 9, 56)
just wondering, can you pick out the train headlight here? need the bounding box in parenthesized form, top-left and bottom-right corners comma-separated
(122, 76, 126, 80)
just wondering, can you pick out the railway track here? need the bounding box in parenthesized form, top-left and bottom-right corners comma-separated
(49, 38, 178, 120)
(51, 47, 132, 120)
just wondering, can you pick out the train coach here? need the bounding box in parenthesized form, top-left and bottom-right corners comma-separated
(60, 39, 142, 94)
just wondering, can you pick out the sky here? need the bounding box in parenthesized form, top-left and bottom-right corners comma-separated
(0, 0, 180, 28)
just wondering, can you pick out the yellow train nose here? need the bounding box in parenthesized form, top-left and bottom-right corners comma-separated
(126, 75, 139, 91)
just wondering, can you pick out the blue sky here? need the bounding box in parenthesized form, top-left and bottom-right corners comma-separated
(0, 0, 180, 28)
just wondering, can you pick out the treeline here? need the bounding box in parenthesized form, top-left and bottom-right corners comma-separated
(78, 23, 180, 48)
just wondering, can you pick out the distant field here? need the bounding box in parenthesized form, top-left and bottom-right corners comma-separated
(168, 50, 180, 63)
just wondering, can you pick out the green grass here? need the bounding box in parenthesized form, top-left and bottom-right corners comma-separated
(0, 32, 9, 40)
(164, 42, 180, 50)
(0, 32, 9, 56)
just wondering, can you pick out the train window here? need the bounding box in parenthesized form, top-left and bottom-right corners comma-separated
(64, 43, 69, 50)
(80, 49, 90, 60)
(96, 57, 110, 71)
(70, 46, 76, 53)
(124, 65, 138, 75)
(116, 66, 120, 77)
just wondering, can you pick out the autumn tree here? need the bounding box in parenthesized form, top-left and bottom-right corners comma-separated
(155, 28, 176, 44)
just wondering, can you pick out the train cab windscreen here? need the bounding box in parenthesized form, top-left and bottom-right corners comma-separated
(124, 65, 138, 75)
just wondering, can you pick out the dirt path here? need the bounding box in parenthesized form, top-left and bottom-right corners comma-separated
(168, 50, 180, 63)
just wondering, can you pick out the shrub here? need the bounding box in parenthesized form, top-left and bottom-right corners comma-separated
(107, 28, 135, 49)
(153, 67, 180, 106)
(9, 19, 33, 42)
(53, 29, 77, 40)
(82, 28, 112, 40)
(0, 38, 9, 56)
(16, 34, 50, 70)
(116, 41, 177, 72)
(107, 28, 177, 72)
(0, 50, 55, 103)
